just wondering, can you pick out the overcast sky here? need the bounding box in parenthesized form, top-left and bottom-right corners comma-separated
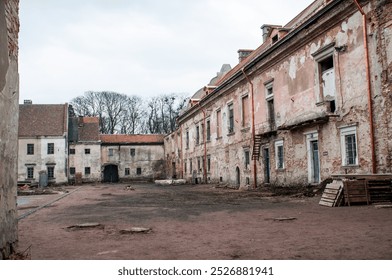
(19, 0, 314, 104)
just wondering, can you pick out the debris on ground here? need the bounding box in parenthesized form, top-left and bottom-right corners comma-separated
(273, 217, 297, 222)
(374, 205, 392, 209)
(124, 186, 135, 191)
(67, 223, 103, 230)
(119, 227, 152, 234)
(155, 179, 186, 186)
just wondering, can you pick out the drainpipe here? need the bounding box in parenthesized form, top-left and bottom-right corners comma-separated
(241, 68, 257, 188)
(353, 0, 376, 174)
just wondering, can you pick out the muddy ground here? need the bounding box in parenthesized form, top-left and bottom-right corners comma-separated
(17, 183, 392, 260)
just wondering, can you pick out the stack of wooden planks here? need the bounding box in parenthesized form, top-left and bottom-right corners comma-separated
(319, 180, 344, 207)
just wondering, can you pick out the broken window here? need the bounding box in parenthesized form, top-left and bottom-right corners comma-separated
(125, 168, 130, 175)
(206, 119, 211, 141)
(27, 167, 34, 179)
(186, 130, 189, 149)
(275, 140, 284, 169)
(27, 144, 34, 155)
(130, 148, 136, 156)
(244, 149, 250, 170)
(85, 167, 91, 175)
(69, 167, 75, 175)
(340, 126, 358, 166)
(216, 109, 221, 138)
(196, 125, 200, 145)
(312, 43, 336, 107)
(47, 143, 54, 154)
(47, 166, 55, 179)
(242, 95, 249, 127)
(228, 103, 234, 133)
(265, 82, 275, 129)
(85, 149, 90, 154)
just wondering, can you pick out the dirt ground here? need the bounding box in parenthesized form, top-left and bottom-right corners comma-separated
(16, 183, 392, 260)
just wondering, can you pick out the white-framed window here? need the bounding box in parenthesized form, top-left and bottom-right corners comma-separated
(27, 166, 34, 179)
(275, 140, 284, 169)
(265, 81, 275, 129)
(108, 148, 114, 157)
(340, 126, 358, 166)
(228, 103, 234, 133)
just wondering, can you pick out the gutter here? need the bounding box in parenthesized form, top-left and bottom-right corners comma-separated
(241, 68, 257, 188)
(353, 0, 376, 174)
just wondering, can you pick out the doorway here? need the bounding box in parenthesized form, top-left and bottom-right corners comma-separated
(103, 164, 119, 183)
(310, 140, 320, 183)
(263, 148, 270, 183)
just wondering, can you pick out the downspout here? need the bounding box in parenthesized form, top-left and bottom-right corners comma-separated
(353, 0, 376, 174)
(241, 68, 257, 188)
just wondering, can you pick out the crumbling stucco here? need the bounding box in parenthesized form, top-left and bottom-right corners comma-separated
(0, 0, 19, 260)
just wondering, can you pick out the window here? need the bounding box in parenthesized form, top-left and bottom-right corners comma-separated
(108, 148, 114, 156)
(312, 43, 336, 105)
(197, 157, 201, 172)
(130, 148, 136, 156)
(69, 148, 75, 155)
(136, 167, 142, 175)
(196, 125, 200, 145)
(207, 155, 211, 172)
(47, 143, 54, 154)
(272, 34, 279, 44)
(85, 167, 91, 175)
(275, 140, 284, 169)
(184, 160, 187, 174)
(70, 167, 75, 175)
(201, 123, 205, 143)
(47, 166, 55, 179)
(265, 82, 275, 129)
(186, 130, 189, 149)
(206, 119, 211, 141)
(189, 159, 192, 174)
(27, 144, 34, 155)
(242, 95, 249, 127)
(125, 168, 130, 175)
(85, 149, 90, 154)
(244, 150, 250, 169)
(228, 103, 234, 133)
(216, 109, 221, 138)
(27, 167, 34, 179)
(340, 126, 358, 166)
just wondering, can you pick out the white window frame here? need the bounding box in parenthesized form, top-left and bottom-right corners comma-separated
(340, 126, 358, 166)
(274, 140, 284, 169)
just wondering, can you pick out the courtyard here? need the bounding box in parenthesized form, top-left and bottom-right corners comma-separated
(17, 183, 392, 260)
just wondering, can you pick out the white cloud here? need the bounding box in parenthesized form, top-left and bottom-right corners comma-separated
(19, 0, 314, 104)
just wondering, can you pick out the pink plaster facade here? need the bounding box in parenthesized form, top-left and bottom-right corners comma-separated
(165, 0, 392, 187)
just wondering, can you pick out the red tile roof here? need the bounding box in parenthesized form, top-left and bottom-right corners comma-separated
(100, 134, 165, 144)
(19, 104, 68, 137)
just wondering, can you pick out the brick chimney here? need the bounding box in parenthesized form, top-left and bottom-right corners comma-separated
(237, 49, 254, 63)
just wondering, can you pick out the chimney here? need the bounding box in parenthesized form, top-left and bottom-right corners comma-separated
(237, 49, 254, 63)
(24, 99, 32, 104)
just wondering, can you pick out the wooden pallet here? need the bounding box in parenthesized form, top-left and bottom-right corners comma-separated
(319, 181, 344, 207)
(367, 179, 392, 203)
(343, 179, 370, 206)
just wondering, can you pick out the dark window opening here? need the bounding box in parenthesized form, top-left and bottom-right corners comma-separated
(27, 144, 34, 155)
(70, 167, 75, 175)
(27, 167, 34, 179)
(85, 149, 90, 154)
(136, 167, 142, 175)
(206, 120, 211, 141)
(329, 100, 336, 113)
(69, 148, 75, 154)
(272, 34, 278, 44)
(228, 104, 234, 133)
(47, 143, 54, 154)
(268, 99, 275, 128)
(125, 168, 130, 175)
(130, 148, 135, 156)
(85, 167, 91, 175)
(47, 166, 55, 179)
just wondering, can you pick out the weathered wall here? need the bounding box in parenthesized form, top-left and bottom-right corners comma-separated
(101, 144, 165, 181)
(68, 143, 101, 182)
(0, 0, 19, 259)
(18, 137, 69, 184)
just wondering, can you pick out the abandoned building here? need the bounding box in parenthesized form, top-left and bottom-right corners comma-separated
(100, 134, 166, 183)
(165, 0, 392, 188)
(68, 116, 101, 183)
(18, 103, 70, 185)
(0, 0, 19, 259)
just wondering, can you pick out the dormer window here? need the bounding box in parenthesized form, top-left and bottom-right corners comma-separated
(272, 34, 278, 44)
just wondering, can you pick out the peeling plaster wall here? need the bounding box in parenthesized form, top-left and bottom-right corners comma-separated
(174, 0, 391, 187)
(101, 145, 165, 181)
(0, 0, 19, 259)
(18, 137, 69, 184)
(68, 143, 101, 182)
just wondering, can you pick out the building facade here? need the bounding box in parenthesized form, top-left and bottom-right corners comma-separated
(0, 0, 19, 259)
(165, 0, 392, 188)
(68, 116, 101, 183)
(18, 103, 69, 185)
(100, 134, 166, 182)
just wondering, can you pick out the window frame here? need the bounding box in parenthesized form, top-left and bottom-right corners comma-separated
(340, 126, 358, 166)
(130, 148, 136, 157)
(84, 148, 91, 154)
(69, 167, 76, 175)
(69, 148, 76, 155)
(27, 144, 34, 155)
(274, 140, 284, 170)
(47, 166, 55, 179)
(27, 166, 34, 179)
(47, 143, 54, 154)
(84, 167, 91, 175)
(228, 103, 234, 134)
(125, 167, 130, 176)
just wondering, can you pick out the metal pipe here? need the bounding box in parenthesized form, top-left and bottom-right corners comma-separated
(353, 0, 376, 174)
(241, 68, 257, 188)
